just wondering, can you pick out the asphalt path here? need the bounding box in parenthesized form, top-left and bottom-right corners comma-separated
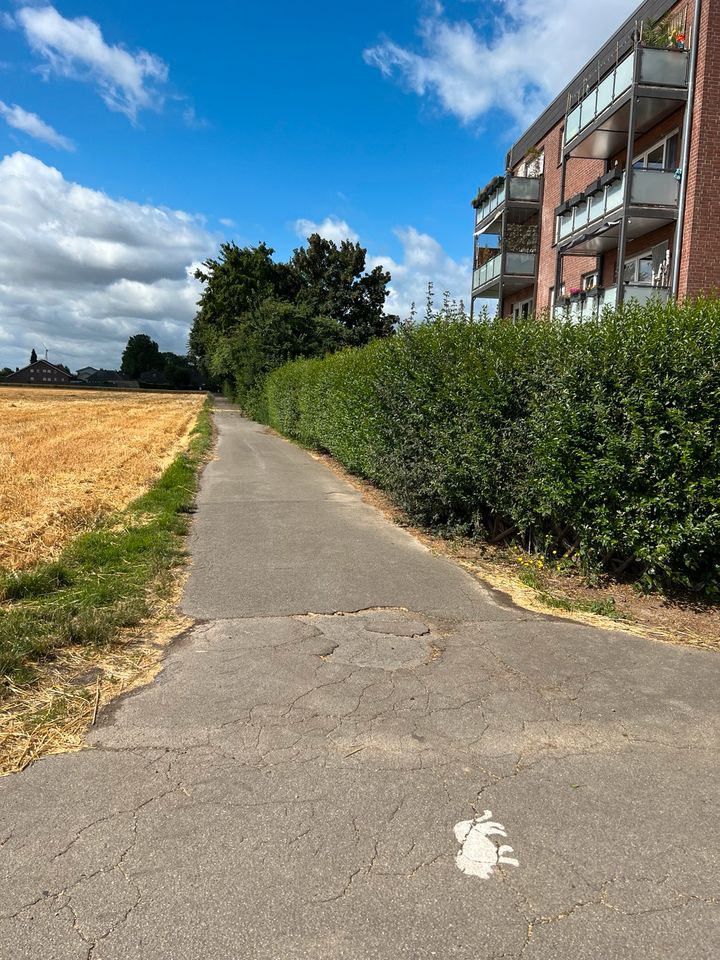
(1, 400, 719, 958)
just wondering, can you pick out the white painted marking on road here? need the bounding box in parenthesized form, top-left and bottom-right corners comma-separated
(454, 811, 519, 879)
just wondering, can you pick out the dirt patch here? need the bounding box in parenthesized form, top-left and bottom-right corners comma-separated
(306, 449, 720, 653)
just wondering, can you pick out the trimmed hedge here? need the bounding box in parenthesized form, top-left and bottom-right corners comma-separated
(256, 300, 720, 597)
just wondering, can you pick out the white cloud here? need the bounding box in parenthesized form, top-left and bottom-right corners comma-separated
(14, 5, 168, 122)
(219, 217, 236, 228)
(294, 216, 469, 318)
(369, 226, 471, 319)
(0, 100, 73, 150)
(0, 152, 215, 370)
(364, 1, 637, 127)
(294, 216, 360, 245)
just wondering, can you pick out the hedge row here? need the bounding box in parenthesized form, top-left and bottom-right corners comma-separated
(255, 300, 720, 597)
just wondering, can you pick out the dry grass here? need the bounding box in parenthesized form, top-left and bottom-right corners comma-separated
(0, 592, 192, 777)
(0, 387, 205, 570)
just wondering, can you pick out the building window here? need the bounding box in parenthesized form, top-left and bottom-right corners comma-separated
(512, 297, 533, 320)
(633, 131, 679, 171)
(624, 251, 654, 285)
(582, 272, 599, 291)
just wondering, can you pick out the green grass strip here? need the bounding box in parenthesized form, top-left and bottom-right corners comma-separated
(0, 398, 213, 692)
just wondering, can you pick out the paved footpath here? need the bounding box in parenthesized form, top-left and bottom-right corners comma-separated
(2, 402, 719, 959)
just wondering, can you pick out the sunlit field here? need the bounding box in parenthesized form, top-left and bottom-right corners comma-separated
(0, 387, 206, 570)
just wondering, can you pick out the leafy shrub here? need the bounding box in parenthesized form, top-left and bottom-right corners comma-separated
(259, 300, 720, 597)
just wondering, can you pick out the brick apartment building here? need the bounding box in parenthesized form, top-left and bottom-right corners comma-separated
(470, 0, 717, 320)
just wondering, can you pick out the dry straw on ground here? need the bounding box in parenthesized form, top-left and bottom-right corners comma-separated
(0, 598, 192, 777)
(0, 387, 205, 570)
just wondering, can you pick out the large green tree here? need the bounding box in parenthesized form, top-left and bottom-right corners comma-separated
(121, 334, 162, 378)
(189, 236, 396, 405)
(289, 234, 396, 346)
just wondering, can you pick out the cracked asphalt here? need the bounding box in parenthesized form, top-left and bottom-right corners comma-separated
(2, 400, 719, 958)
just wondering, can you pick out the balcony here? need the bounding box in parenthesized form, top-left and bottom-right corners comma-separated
(474, 174, 542, 234)
(556, 168, 679, 256)
(564, 47, 689, 159)
(600, 284, 671, 309)
(473, 250, 537, 298)
(554, 284, 670, 319)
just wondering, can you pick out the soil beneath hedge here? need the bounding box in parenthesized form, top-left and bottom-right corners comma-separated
(306, 447, 720, 654)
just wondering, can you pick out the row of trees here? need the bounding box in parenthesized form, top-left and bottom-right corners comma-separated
(189, 234, 398, 404)
(120, 334, 200, 388)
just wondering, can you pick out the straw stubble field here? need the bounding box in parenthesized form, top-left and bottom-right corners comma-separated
(0, 387, 206, 570)
(0, 386, 210, 775)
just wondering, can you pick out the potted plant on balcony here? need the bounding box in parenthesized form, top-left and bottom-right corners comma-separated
(568, 287, 585, 303)
(641, 16, 686, 50)
(523, 146, 543, 178)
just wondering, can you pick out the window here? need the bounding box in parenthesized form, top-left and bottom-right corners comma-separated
(634, 131, 679, 171)
(512, 297, 533, 320)
(624, 251, 654, 285)
(582, 272, 599, 291)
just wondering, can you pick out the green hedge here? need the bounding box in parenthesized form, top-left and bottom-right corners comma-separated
(257, 300, 720, 597)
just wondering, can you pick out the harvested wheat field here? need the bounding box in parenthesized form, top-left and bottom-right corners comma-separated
(0, 387, 206, 570)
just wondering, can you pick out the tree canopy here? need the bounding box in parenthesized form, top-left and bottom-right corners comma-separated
(190, 235, 397, 406)
(121, 334, 162, 378)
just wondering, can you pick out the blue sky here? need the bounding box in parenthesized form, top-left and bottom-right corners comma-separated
(0, 0, 636, 369)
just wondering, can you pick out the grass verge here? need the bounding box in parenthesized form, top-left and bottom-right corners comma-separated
(0, 397, 213, 774)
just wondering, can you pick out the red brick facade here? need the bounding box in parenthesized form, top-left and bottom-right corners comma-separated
(473, 0, 720, 316)
(678, 0, 720, 295)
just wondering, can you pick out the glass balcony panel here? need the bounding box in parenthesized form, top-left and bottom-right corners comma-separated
(601, 286, 618, 310)
(557, 172, 627, 242)
(506, 252, 536, 276)
(624, 283, 670, 304)
(473, 251, 502, 289)
(566, 105, 581, 141)
(629, 169, 679, 206)
(476, 182, 507, 228)
(614, 52, 635, 95)
(577, 200, 590, 231)
(602, 284, 670, 308)
(595, 74, 615, 115)
(604, 177, 625, 212)
(640, 48, 689, 87)
(588, 192, 605, 221)
(579, 89, 597, 129)
(565, 52, 635, 145)
(508, 177, 541, 202)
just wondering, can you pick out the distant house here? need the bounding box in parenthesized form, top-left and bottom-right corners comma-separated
(76, 366, 98, 381)
(5, 359, 72, 385)
(138, 369, 169, 388)
(86, 369, 138, 388)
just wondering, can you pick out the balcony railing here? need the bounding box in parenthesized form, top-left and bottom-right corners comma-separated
(600, 284, 671, 310)
(565, 47, 690, 147)
(554, 284, 670, 319)
(475, 175, 541, 230)
(557, 168, 679, 244)
(473, 251, 537, 292)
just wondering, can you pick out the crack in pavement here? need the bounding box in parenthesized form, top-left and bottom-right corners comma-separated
(2, 410, 719, 959)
